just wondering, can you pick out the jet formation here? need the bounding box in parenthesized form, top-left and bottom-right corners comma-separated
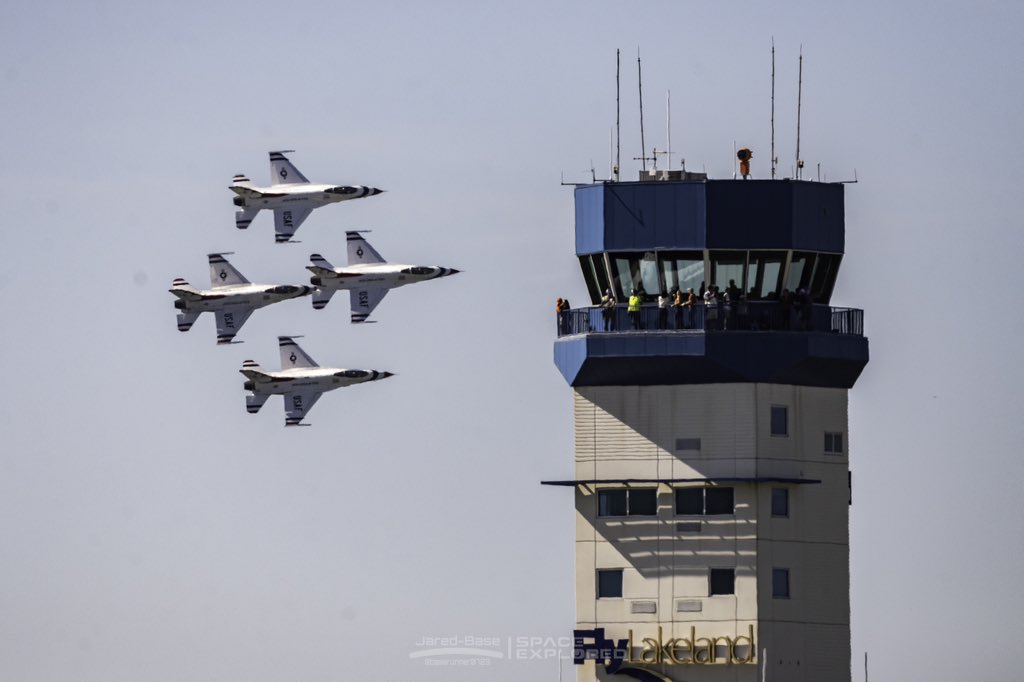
(241, 336, 393, 426)
(170, 253, 311, 344)
(308, 231, 460, 323)
(169, 151, 455, 426)
(230, 150, 384, 243)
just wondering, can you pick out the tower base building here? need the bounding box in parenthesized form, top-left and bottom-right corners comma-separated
(548, 177, 869, 681)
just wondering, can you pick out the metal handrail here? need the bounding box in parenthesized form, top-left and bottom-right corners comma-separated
(556, 303, 864, 337)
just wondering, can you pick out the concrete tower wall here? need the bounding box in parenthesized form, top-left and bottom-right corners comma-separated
(572, 384, 850, 682)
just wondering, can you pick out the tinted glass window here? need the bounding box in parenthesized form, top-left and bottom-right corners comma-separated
(749, 252, 785, 300)
(579, 256, 601, 303)
(629, 489, 658, 516)
(709, 568, 735, 596)
(710, 251, 745, 293)
(772, 568, 790, 598)
(640, 254, 661, 296)
(598, 489, 628, 517)
(676, 257, 704, 295)
(597, 569, 623, 598)
(771, 406, 788, 436)
(810, 254, 840, 302)
(704, 488, 734, 515)
(786, 252, 816, 292)
(675, 488, 703, 515)
(613, 257, 637, 299)
(591, 255, 612, 299)
(771, 488, 789, 517)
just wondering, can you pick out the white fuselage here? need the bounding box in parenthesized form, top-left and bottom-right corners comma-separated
(172, 283, 311, 313)
(243, 367, 389, 396)
(313, 264, 456, 291)
(231, 183, 379, 210)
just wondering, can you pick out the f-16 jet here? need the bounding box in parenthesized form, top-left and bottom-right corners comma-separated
(307, 231, 460, 323)
(230, 150, 384, 243)
(170, 253, 311, 344)
(241, 336, 393, 426)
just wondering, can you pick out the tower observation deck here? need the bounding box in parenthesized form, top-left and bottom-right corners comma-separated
(547, 173, 869, 681)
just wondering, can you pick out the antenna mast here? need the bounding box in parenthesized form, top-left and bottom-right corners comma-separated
(771, 38, 777, 179)
(616, 49, 621, 182)
(667, 90, 672, 170)
(795, 46, 804, 179)
(638, 48, 647, 173)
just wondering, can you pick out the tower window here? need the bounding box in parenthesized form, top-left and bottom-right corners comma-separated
(771, 488, 789, 517)
(824, 432, 844, 454)
(770, 405, 788, 436)
(598, 488, 657, 517)
(772, 568, 790, 599)
(675, 487, 734, 516)
(597, 569, 623, 598)
(709, 568, 735, 596)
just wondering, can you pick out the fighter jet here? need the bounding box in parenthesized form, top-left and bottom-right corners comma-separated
(230, 150, 384, 243)
(241, 336, 394, 426)
(307, 231, 460, 323)
(170, 253, 312, 344)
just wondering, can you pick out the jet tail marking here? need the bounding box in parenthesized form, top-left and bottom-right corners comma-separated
(236, 207, 260, 230)
(311, 287, 336, 310)
(176, 311, 200, 332)
(246, 393, 269, 414)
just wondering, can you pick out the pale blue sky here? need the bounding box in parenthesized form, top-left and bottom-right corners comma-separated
(2, 1, 1022, 679)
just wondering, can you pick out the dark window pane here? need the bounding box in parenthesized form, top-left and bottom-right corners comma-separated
(771, 488, 789, 517)
(591, 255, 612, 299)
(598, 489, 628, 517)
(675, 488, 703, 515)
(705, 488, 734, 515)
(579, 256, 601, 304)
(597, 569, 623, 598)
(709, 568, 735, 596)
(629, 489, 658, 516)
(772, 568, 790, 598)
(834, 433, 843, 453)
(771, 406, 788, 436)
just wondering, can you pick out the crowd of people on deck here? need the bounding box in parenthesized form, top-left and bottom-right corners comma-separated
(558, 281, 818, 334)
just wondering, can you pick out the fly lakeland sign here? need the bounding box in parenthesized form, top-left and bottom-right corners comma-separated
(574, 626, 755, 676)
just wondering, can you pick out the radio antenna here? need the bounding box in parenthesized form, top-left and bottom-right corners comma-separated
(615, 49, 621, 181)
(771, 38, 777, 179)
(666, 90, 672, 171)
(638, 48, 647, 173)
(795, 45, 804, 179)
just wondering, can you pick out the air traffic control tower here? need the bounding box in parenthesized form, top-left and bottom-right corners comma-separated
(547, 170, 869, 681)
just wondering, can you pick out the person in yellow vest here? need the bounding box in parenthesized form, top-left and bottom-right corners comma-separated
(628, 289, 642, 329)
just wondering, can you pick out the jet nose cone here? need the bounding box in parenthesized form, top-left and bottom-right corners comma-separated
(378, 371, 394, 379)
(448, 268, 461, 275)
(369, 187, 385, 196)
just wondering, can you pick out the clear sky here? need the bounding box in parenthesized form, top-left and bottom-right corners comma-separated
(1, 1, 1022, 680)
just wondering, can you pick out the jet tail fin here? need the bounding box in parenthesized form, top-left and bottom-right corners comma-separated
(245, 393, 269, 414)
(176, 311, 200, 332)
(309, 253, 335, 270)
(169, 278, 203, 302)
(311, 287, 336, 310)
(236, 207, 260, 230)
(240, 359, 269, 382)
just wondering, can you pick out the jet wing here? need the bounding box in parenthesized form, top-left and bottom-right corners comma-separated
(209, 253, 250, 287)
(215, 308, 254, 344)
(274, 206, 313, 243)
(279, 336, 319, 369)
(346, 231, 386, 264)
(350, 287, 388, 323)
(269, 151, 310, 185)
(284, 390, 322, 426)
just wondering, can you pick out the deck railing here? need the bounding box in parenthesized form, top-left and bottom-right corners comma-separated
(556, 303, 864, 337)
